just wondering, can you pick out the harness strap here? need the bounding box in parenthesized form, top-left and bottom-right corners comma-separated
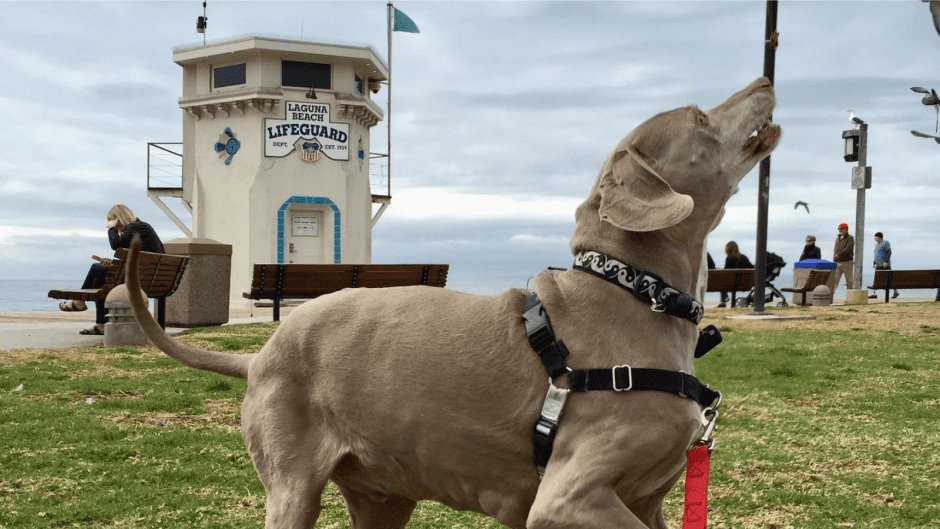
(568, 366, 720, 408)
(522, 294, 571, 379)
(523, 293, 721, 479)
(573, 251, 705, 324)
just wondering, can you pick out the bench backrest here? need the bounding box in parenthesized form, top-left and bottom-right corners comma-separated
(870, 269, 940, 289)
(245, 263, 449, 299)
(705, 269, 755, 292)
(114, 248, 189, 298)
(100, 258, 127, 292)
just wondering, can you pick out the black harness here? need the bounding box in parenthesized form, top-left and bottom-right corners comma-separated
(524, 251, 722, 477)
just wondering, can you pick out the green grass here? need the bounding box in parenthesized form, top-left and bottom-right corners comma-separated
(2, 304, 939, 528)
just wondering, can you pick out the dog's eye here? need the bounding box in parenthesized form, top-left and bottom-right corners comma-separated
(695, 112, 709, 127)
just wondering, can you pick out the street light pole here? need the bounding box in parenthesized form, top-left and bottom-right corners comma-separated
(752, 0, 778, 314)
(842, 118, 871, 300)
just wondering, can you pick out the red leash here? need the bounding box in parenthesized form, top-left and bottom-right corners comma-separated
(682, 402, 719, 529)
(682, 444, 712, 529)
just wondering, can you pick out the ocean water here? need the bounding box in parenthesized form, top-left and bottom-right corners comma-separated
(0, 280, 77, 313)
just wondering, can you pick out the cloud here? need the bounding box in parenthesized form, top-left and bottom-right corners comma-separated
(2, 1, 939, 298)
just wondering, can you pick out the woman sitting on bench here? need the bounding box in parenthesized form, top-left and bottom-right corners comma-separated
(59, 204, 165, 335)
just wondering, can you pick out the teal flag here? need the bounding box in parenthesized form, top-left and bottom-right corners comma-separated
(393, 7, 420, 33)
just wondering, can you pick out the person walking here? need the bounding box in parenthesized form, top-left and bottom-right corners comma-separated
(799, 234, 821, 261)
(832, 222, 855, 292)
(718, 241, 753, 308)
(870, 231, 899, 299)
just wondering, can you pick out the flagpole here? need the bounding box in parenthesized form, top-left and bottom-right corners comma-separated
(387, 3, 393, 198)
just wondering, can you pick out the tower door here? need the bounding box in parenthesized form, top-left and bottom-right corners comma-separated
(285, 207, 329, 264)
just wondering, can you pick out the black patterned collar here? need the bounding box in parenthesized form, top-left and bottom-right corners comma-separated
(572, 250, 704, 324)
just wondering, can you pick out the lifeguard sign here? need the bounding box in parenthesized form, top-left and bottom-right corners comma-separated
(265, 101, 350, 160)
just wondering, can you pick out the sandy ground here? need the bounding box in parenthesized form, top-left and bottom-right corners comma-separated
(4, 292, 938, 323)
(1, 294, 935, 352)
(4, 292, 935, 324)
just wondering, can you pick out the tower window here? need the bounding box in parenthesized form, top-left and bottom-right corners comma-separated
(282, 60, 331, 89)
(214, 63, 246, 88)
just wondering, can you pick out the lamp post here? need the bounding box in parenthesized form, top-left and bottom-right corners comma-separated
(751, 0, 778, 314)
(842, 116, 871, 298)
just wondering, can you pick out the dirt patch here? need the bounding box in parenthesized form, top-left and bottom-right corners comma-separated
(69, 366, 178, 379)
(0, 345, 167, 366)
(105, 399, 241, 432)
(703, 302, 940, 336)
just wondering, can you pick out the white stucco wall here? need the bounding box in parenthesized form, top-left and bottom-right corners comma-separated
(174, 36, 388, 305)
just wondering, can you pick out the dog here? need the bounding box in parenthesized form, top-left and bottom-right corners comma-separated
(126, 77, 780, 529)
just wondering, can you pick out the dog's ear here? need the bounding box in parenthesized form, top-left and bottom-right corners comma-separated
(598, 146, 694, 232)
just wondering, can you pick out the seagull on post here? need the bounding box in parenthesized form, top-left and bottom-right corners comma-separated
(847, 109, 865, 127)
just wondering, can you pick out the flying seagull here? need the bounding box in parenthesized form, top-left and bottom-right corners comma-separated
(924, 0, 940, 37)
(911, 86, 940, 132)
(794, 201, 810, 214)
(911, 130, 940, 144)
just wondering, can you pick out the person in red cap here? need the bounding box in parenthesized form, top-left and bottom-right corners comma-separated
(832, 223, 855, 291)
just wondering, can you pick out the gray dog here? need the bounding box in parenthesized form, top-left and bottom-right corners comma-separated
(127, 77, 780, 529)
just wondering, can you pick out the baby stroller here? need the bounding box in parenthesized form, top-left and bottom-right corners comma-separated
(737, 252, 789, 308)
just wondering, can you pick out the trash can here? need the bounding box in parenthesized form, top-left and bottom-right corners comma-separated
(792, 259, 837, 306)
(163, 238, 232, 327)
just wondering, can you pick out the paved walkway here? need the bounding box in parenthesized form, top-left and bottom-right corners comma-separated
(0, 304, 297, 351)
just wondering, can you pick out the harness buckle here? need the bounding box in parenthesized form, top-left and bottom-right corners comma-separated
(612, 364, 633, 391)
(533, 381, 570, 479)
(698, 407, 719, 453)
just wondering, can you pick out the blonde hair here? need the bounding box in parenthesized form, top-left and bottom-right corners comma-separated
(107, 204, 136, 231)
(725, 241, 742, 259)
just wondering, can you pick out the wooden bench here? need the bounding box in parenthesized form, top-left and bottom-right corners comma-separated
(48, 248, 189, 329)
(780, 269, 833, 306)
(243, 263, 450, 321)
(868, 269, 940, 303)
(705, 269, 755, 307)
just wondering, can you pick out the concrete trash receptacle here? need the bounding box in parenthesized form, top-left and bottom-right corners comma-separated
(104, 284, 150, 347)
(792, 259, 837, 305)
(811, 285, 833, 307)
(163, 238, 232, 327)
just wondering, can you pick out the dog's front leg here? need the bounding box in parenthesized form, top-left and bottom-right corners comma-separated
(335, 482, 417, 529)
(526, 468, 653, 529)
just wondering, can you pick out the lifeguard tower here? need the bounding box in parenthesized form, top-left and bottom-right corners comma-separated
(149, 36, 389, 305)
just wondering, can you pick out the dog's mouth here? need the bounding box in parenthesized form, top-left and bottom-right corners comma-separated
(744, 119, 781, 155)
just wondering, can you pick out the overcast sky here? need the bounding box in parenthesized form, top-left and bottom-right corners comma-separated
(2, 1, 939, 298)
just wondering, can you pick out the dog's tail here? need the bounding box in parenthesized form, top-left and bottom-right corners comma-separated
(125, 236, 254, 379)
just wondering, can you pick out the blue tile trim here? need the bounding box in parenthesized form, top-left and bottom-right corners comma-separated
(277, 196, 341, 264)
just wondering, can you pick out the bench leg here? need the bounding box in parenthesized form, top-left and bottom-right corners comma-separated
(885, 290, 890, 304)
(157, 297, 166, 329)
(273, 298, 280, 322)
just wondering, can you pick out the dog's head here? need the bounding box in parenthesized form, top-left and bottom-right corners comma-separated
(570, 77, 781, 291)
